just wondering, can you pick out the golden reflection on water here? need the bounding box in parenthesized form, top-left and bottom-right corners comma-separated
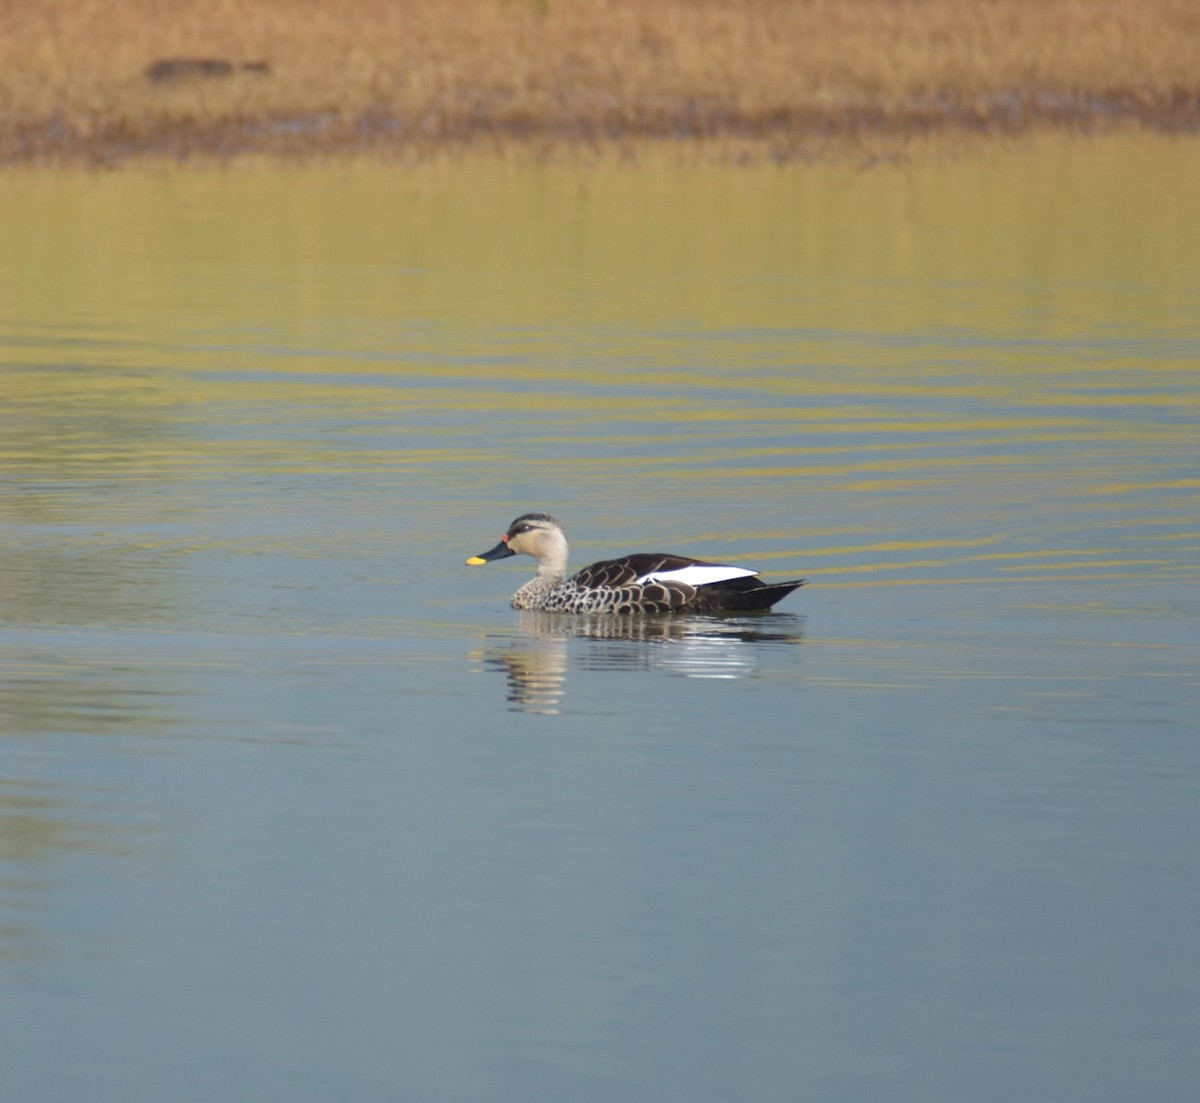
(0, 132, 1197, 598)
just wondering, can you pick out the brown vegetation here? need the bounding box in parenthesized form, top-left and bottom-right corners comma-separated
(1, 0, 1197, 165)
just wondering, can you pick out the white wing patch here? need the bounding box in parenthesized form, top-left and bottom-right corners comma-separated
(635, 564, 758, 588)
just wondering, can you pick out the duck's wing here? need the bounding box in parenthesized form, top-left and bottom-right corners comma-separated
(572, 553, 758, 590)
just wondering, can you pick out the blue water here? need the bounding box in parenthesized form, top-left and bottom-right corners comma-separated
(2, 148, 1199, 1102)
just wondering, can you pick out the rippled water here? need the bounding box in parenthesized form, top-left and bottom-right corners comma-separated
(2, 139, 1199, 1102)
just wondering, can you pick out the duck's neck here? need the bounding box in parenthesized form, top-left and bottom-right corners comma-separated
(534, 534, 568, 582)
(512, 539, 568, 609)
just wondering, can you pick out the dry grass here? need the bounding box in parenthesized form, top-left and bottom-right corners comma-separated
(1, 0, 1197, 165)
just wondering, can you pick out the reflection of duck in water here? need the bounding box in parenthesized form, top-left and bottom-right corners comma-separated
(467, 513, 803, 614)
(474, 611, 803, 713)
(475, 634, 569, 715)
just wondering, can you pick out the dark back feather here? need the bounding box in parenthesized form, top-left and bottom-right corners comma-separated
(572, 553, 712, 589)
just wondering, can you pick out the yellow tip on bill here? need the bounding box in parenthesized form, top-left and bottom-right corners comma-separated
(466, 556, 487, 566)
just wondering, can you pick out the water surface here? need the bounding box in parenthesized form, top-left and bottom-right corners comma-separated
(1, 138, 1198, 1102)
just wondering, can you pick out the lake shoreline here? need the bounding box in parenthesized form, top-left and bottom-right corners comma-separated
(5, 91, 1197, 169)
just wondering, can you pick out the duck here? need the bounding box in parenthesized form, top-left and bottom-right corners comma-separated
(466, 513, 804, 614)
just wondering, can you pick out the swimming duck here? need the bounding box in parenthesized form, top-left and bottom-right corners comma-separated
(467, 513, 804, 614)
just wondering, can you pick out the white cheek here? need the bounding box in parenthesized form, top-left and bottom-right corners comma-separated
(635, 565, 758, 587)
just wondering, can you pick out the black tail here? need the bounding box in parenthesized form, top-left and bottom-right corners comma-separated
(694, 577, 804, 613)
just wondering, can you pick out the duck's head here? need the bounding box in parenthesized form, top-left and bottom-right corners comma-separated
(467, 513, 567, 570)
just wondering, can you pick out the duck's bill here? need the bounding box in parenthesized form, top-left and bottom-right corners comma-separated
(466, 540, 515, 566)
